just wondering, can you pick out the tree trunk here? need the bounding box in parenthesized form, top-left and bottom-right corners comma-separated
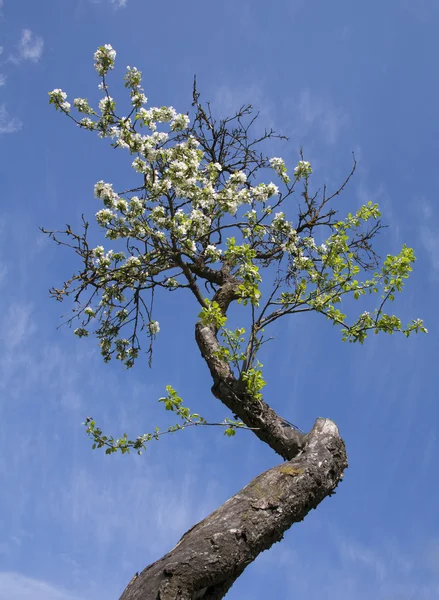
(120, 418, 347, 600)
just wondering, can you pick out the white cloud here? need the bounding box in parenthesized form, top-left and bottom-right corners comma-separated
(416, 198, 439, 277)
(212, 83, 274, 126)
(0, 303, 36, 349)
(296, 88, 349, 145)
(211, 82, 279, 154)
(50, 459, 218, 555)
(420, 224, 439, 272)
(0, 263, 7, 285)
(337, 537, 387, 581)
(75, 0, 127, 16)
(255, 524, 439, 600)
(0, 572, 83, 600)
(0, 104, 22, 134)
(19, 29, 44, 63)
(0, 74, 6, 86)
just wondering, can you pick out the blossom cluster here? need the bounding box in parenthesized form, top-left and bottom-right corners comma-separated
(48, 89, 71, 113)
(48, 41, 321, 355)
(294, 160, 312, 179)
(48, 44, 426, 368)
(94, 44, 116, 76)
(269, 157, 290, 183)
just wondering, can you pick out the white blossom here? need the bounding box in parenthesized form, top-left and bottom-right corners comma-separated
(269, 157, 285, 171)
(229, 171, 247, 185)
(244, 209, 258, 224)
(132, 157, 147, 173)
(294, 160, 312, 180)
(266, 183, 279, 197)
(271, 212, 286, 231)
(79, 118, 95, 130)
(73, 98, 94, 114)
(131, 92, 147, 108)
(94, 44, 116, 76)
(94, 181, 118, 207)
(204, 244, 222, 262)
(150, 206, 166, 225)
(93, 245, 105, 257)
(125, 256, 142, 267)
(128, 196, 144, 218)
(148, 321, 160, 335)
(116, 198, 128, 212)
(302, 236, 317, 250)
(166, 278, 179, 288)
(170, 113, 190, 131)
(269, 157, 290, 183)
(295, 255, 312, 269)
(48, 88, 71, 113)
(144, 106, 177, 123)
(96, 208, 115, 226)
(99, 96, 114, 114)
(184, 239, 197, 254)
(189, 209, 211, 236)
(251, 183, 279, 202)
(124, 66, 142, 90)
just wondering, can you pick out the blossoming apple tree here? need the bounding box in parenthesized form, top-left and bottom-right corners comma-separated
(45, 45, 426, 599)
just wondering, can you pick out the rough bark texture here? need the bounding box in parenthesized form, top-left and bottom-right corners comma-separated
(120, 418, 347, 600)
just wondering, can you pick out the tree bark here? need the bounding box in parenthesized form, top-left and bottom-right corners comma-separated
(120, 418, 347, 600)
(195, 321, 306, 460)
(120, 282, 348, 599)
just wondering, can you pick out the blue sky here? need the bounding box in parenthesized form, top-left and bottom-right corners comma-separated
(1, 0, 438, 598)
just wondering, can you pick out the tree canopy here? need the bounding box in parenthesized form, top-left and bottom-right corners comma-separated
(45, 44, 427, 599)
(46, 44, 426, 455)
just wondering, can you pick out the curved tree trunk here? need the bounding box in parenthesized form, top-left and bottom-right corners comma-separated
(120, 280, 348, 599)
(120, 418, 347, 599)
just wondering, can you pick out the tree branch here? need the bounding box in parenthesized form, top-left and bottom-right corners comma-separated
(195, 319, 305, 460)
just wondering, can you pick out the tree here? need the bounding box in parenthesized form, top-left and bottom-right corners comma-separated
(45, 45, 426, 599)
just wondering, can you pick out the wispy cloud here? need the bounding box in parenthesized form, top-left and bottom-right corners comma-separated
(0, 572, 83, 600)
(337, 536, 387, 581)
(417, 198, 439, 277)
(75, 0, 128, 18)
(0, 303, 36, 349)
(0, 263, 7, 285)
(0, 104, 22, 134)
(256, 524, 439, 600)
(210, 82, 283, 158)
(295, 88, 349, 145)
(419, 224, 439, 274)
(212, 82, 275, 130)
(0, 74, 6, 86)
(19, 29, 44, 63)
